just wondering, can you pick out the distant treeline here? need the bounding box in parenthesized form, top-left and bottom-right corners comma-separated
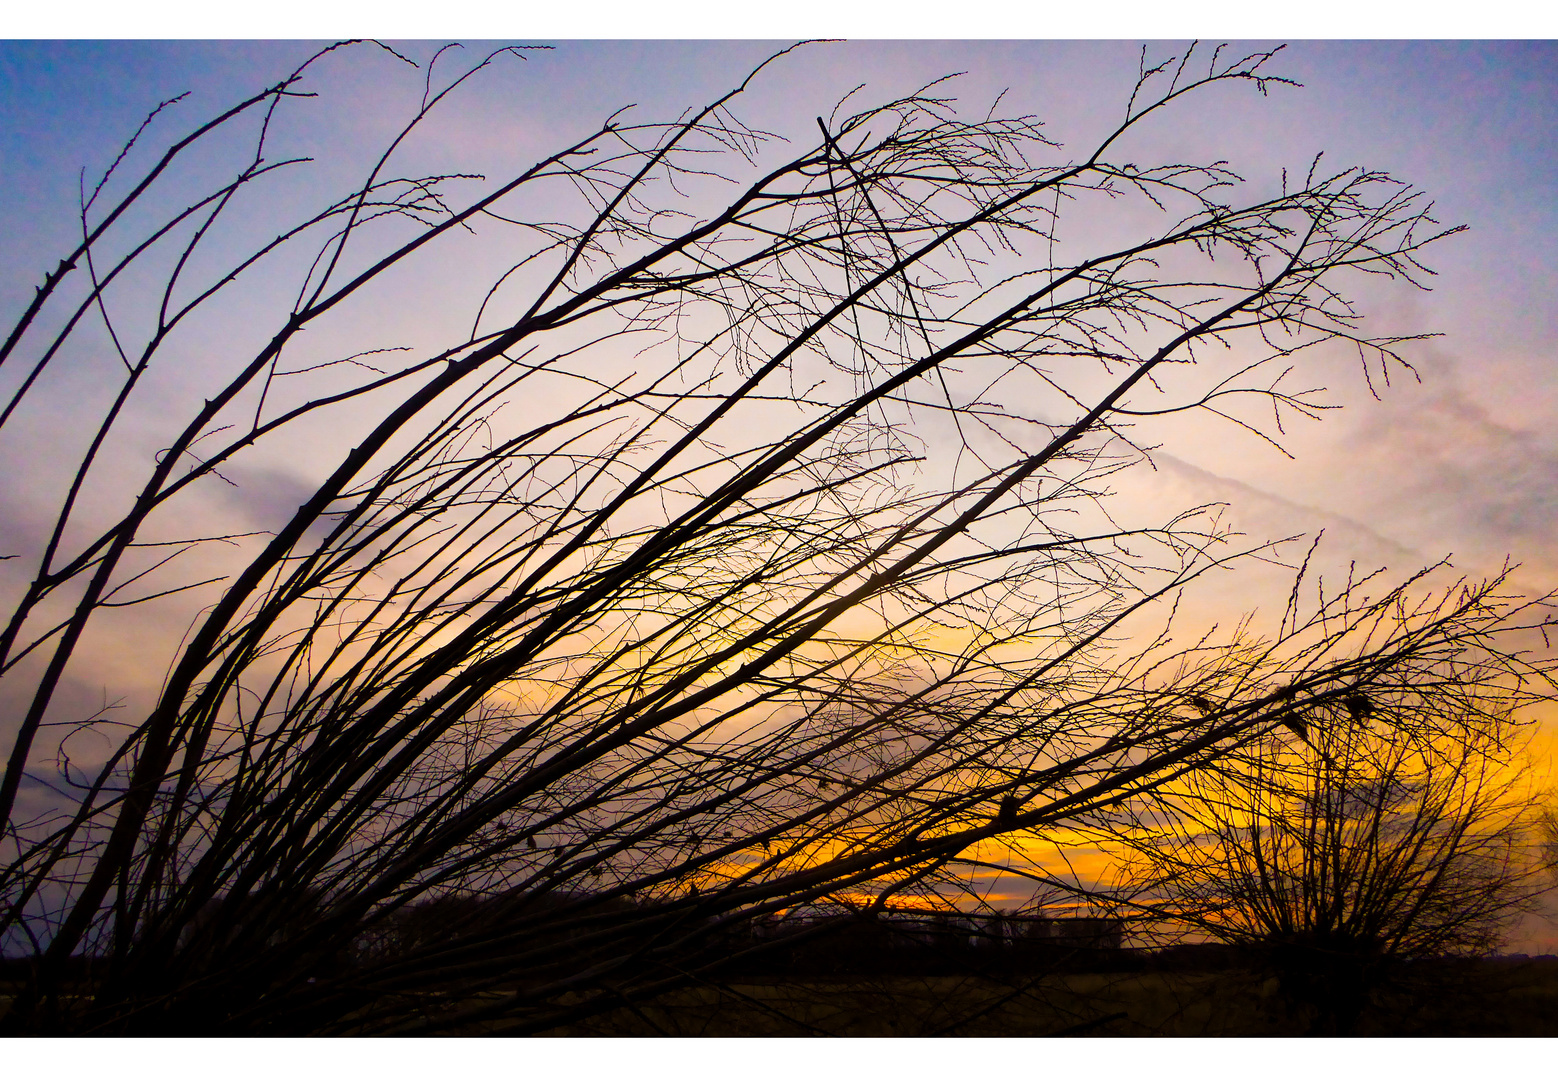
(10, 889, 1547, 992)
(2, 892, 1137, 984)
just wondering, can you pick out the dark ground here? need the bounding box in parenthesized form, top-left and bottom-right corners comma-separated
(535, 955, 1558, 1036)
(6, 947, 1555, 1035)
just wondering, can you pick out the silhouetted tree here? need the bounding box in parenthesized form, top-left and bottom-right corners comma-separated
(0, 41, 1551, 1033)
(1107, 686, 1554, 1034)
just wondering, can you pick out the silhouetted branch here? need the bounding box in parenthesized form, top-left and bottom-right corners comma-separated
(0, 41, 1537, 1034)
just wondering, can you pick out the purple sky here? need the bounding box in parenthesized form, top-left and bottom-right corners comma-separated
(2, 38, 1556, 949)
(4, 39, 1555, 591)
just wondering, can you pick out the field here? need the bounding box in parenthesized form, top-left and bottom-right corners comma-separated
(6, 955, 1555, 1035)
(538, 959, 1558, 1037)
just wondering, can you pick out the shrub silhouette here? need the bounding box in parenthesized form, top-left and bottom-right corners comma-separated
(0, 41, 1551, 1033)
(1110, 695, 1554, 1034)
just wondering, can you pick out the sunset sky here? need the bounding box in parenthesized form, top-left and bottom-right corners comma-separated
(2, 35, 1557, 950)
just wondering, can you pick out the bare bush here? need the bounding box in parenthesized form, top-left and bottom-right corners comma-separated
(1105, 672, 1554, 1033)
(0, 41, 1549, 1033)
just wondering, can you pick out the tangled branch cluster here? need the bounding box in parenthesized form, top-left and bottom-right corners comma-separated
(0, 42, 1546, 1033)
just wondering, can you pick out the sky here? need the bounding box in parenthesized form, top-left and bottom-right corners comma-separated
(4, 38, 1556, 588)
(2, 36, 1557, 952)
